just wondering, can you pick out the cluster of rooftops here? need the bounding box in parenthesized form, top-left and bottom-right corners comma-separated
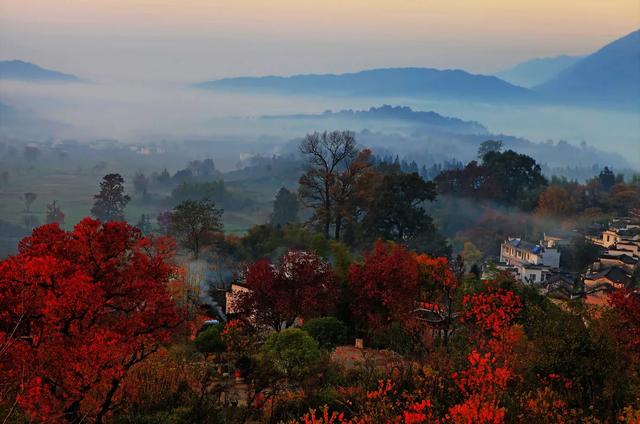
(488, 216, 639, 304)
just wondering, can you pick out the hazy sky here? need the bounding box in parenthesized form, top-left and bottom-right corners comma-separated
(1, 0, 639, 82)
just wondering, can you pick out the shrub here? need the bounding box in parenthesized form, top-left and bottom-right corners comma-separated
(259, 328, 321, 380)
(302, 317, 349, 349)
(194, 323, 225, 357)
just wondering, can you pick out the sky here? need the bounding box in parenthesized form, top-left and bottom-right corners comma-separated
(0, 0, 639, 82)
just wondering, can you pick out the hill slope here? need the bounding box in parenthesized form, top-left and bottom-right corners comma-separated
(534, 30, 640, 107)
(0, 60, 80, 82)
(196, 67, 534, 103)
(497, 55, 581, 87)
(262, 105, 488, 135)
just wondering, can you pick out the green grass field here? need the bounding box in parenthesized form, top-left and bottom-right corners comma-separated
(0, 171, 272, 235)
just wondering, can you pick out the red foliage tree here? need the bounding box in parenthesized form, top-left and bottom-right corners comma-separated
(237, 250, 338, 331)
(348, 241, 420, 332)
(414, 254, 458, 346)
(607, 289, 640, 363)
(448, 351, 509, 424)
(448, 281, 523, 423)
(460, 282, 523, 358)
(0, 219, 184, 423)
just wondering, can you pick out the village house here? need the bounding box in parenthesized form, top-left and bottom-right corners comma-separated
(499, 238, 561, 283)
(589, 220, 640, 248)
(607, 240, 640, 258)
(583, 266, 633, 306)
(583, 217, 640, 306)
(542, 232, 571, 248)
(540, 272, 580, 301)
(593, 253, 638, 274)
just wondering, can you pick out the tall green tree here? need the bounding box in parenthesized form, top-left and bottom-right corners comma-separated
(436, 150, 547, 209)
(170, 199, 223, 259)
(477, 139, 503, 158)
(46, 200, 65, 225)
(91, 173, 131, 222)
(271, 187, 299, 227)
(362, 172, 447, 254)
(598, 166, 616, 191)
(481, 150, 547, 206)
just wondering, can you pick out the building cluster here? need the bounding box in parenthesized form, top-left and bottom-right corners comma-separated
(583, 217, 639, 305)
(490, 217, 639, 304)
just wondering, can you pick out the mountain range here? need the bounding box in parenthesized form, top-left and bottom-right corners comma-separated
(497, 55, 582, 87)
(2, 29, 638, 109)
(0, 60, 81, 82)
(196, 67, 534, 103)
(197, 29, 640, 109)
(535, 29, 640, 107)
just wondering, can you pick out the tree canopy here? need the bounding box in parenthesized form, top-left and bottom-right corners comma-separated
(91, 173, 131, 222)
(0, 219, 184, 423)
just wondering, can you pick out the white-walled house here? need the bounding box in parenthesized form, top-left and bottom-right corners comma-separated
(499, 238, 561, 283)
(500, 238, 560, 268)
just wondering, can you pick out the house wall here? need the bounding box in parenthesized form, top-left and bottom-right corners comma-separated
(541, 248, 560, 268)
(519, 267, 546, 284)
(225, 284, 250, 315)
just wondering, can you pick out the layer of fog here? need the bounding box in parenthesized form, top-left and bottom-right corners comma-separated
(1, 80, 638, 170)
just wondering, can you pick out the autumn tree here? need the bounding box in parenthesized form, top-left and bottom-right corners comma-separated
(607, 289, 640, 365)
(330, 148, 374, 241)
(298, 131, 359, 239)
(449, 280, 523, 423)
(271, 186, 299, 227)
(237, 250, 338, 331)
(414, 254, 459, 347)
(535, 185, 576, 218)
(0, 219, 184, 423)
(607, 182, 640, 215)
(46, 200, 65, 224)
(91, 173, 131, 222)
(169, 199, 223, 259)
(348, 241, 421, 333)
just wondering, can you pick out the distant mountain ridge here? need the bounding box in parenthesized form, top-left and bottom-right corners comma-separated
(0, 60, 81, 82)
(196, 67, 535, 103)
(497, 55, 582, 87)
(534, 30, 640, 107)
(262, 105, 488, 135)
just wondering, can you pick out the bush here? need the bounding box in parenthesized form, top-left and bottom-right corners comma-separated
(194, 323, 225, 357)
(370, 322, 414, 354)
(259, 328, 321, 380)
(302, 317, 349, 350)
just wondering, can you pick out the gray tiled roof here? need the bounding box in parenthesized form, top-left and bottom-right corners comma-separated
(505, 238, 542, 254)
